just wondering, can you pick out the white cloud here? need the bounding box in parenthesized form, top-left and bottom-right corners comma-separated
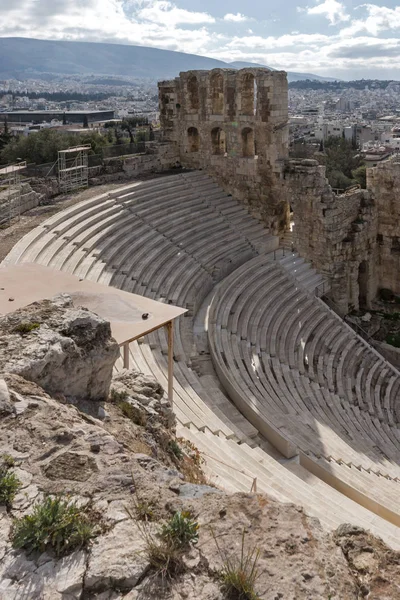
(138, 1, 215, 26)
(223, 13, 248, 23)
(307, 0, 349, 25)
(1, 0, 400, 78)
(340, 5, 400, 37)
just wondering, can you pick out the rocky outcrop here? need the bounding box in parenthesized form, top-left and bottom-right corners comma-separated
(0, 302, 399, 599)
(0, 294, 119, 401)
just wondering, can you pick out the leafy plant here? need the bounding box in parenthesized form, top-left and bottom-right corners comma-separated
(211, 528, 261, 600)
(168, 439, 183, 460)
(14, 322, 40, 334)
(160, 511, 199, 549)
(12, 496, 99, 556)
(0, 456, 21, 508)
(134, 510, 199, 580)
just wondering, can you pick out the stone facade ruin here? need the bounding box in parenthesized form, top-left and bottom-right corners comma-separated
(158, 69, 400, 315)
(158, 68, 289, 233)
(368, 158, 400, 296)
(284, 157, 400, 313)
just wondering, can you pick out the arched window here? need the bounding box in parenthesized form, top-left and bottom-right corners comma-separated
(187, 127, 199, 152)
(211, 127, 226, 155)
(210, 73, 224, 114)
(242, 127, 255, 157)
(240, 73, 256, 115)
(187, 75, 199, 110)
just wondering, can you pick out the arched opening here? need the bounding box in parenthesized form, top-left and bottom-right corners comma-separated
(242, 127, 255, 157)
(240, 73, 256, 115)
(187, 75, 199, 110)
(187, 127, 199, 152)
(210, 73, 224, 114)
(358, 260, 368, 308)
(211, 127, 226, 155)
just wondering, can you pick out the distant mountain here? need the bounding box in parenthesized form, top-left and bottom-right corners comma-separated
(229, 61, 339, 82)
(0, 37, 336, 83)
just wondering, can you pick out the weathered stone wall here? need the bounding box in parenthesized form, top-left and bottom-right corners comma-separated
(286, 159, 378, 313)
(367, 158, 400, 295)
(159, 68, 289, 233)
(88, 142, 180, 186)
(0, 182, 41, 223)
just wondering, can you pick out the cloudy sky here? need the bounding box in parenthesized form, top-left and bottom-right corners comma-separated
(1, 1, 400, 79)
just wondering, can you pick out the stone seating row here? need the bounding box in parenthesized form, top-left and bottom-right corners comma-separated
(210, 255, 399, 425)
(178, 426, 400, 549)
(207, 256, 400, 524)
(6, 172, 399, 539)
(5, 172, 278, 444)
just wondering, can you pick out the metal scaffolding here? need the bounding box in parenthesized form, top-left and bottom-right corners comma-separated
(0, 162, 27, 225)
(58, 145, 90, 192)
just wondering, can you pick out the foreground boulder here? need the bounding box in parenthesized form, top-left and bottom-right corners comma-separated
(0, 294, 119, 401)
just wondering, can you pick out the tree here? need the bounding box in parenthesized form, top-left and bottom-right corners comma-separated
(62, 112, 67, 126)
(352, 164, 367, 189)
(82, 115, 89, 129)
(0, 129, 110, 165)
(0, 118, 12, 151)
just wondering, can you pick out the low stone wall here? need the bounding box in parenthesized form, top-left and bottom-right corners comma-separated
(0, 183, 41, 224)
(89, 143, 180, 186)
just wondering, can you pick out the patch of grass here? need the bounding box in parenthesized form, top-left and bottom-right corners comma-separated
(138, 522, 185, 579)
(0, 456, 21, 509)
(160, 511, 199, 549)
(110, 388, 128, 402)
(134, 511, 199, 580)
(211, 528, 261, 600)
(117, 399, 147, 427)
(12, 496, 99, 557)
(14, 322, 40, 335)
(168, 439, 183, 460)
(125, 478, 157, 523)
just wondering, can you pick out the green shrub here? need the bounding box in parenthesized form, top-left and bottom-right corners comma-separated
(160, 511, 199, 549)
(134, 510, 199, 579)
(0, 457, 21, 508)
(110, 388, 128, 402)
(386, 333, 400, 348)
(212, 528, 261, 600)
(168, 439, 183, 460)
(14, 322, 40, 335)
(12, 496, 98, 556)
(117, 400, 146, 426)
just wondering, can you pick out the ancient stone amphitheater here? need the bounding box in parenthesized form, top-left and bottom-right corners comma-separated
(4, 168, 400, 550)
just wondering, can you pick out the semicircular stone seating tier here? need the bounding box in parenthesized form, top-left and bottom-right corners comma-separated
(4, 170, 400, 549)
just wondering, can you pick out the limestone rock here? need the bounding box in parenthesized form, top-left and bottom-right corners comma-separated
(0, 378, 14, 416)
(85, 521, 149, 592)
(0, 295, 119, 401)
(111, 369, 175, 430)
(0, 549, 86, 599)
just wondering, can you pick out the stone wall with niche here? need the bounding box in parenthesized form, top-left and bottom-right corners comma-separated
(158, 68, 289, 234)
